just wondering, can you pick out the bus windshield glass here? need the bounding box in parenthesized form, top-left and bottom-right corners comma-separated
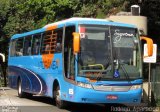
(78, 24, 141, 80)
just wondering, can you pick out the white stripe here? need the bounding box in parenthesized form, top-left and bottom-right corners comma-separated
(20, 67, 43, 95)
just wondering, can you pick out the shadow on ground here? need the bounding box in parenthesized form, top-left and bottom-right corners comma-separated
(19, 95, 133, 112)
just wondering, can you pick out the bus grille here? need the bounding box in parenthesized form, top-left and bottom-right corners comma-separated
(92, 85, 131, 92)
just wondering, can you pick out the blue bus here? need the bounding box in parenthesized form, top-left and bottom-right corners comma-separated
(7, 18, 153, 108)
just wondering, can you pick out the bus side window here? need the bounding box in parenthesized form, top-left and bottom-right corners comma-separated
(23, 36, 32, 56)
(41, 30, 57, 54)
(27, 47, 31, 55)
(15, 38, 24, 56)
(10, 40, 17, 57)
(55, 29, 63, 53)
(45, 44, 50, 54)
(32, 34, 41, 55)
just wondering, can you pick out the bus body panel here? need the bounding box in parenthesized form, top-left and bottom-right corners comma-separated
(73, 86, 142, 103)
(53, 78, 142, 104)
(8, 53, 63, 96)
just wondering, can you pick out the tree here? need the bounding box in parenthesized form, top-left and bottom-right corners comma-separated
(3, 0, 55, 37)
(141, 0, 160, 43)
(74, 0, 127, 18)
(0, 0, 10, 43)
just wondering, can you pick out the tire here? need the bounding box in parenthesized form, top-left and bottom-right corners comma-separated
(17, 79, 26, 98)
(55, 85, 67, 109)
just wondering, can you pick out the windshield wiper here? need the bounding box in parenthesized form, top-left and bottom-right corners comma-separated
(104, 55, 110, 68)
(118, 61, 132, 83)
(112, 47, 131, 82)
(96, 59, 132, 82)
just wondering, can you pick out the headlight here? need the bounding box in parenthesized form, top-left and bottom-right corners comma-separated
(130, 85, 142, 90)
(77, 82, 92, 89)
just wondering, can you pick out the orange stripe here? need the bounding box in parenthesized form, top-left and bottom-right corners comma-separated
(46, 25, 57, 31)
(42, 25, 57, 69)
(42, 54, 54, 69)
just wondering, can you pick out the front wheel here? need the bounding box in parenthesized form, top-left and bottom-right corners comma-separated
(55, 85, 67, 109)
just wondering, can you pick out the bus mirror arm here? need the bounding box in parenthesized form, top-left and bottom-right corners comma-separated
(140, 36, 153, 56)
(72, 32, 80, 54)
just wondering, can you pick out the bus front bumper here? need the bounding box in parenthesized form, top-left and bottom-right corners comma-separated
(70, 86, 142, 104)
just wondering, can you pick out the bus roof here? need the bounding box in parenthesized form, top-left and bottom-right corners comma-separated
(11, 17, 136, 39)
(44, 17, 136, 28)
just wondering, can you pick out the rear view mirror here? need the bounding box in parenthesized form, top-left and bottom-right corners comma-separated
(72, 32, 80, 54)
(140, 36, 153, 56)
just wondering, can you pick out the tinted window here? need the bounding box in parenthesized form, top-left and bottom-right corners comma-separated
(15, 38, 24, 56)
(32, 34, 41, 55)
(55, 29, 63, 53)
(23, 36, 32, 56)
(10, 40, 17, 57)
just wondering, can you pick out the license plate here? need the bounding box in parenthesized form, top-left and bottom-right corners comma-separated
(107, 95, 118, 100)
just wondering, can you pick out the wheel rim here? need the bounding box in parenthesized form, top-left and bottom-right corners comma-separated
(55, 87, 61, 106)
(18, 81, 22, 95)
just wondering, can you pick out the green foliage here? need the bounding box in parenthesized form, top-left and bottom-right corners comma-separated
(74, 4, 97, 17)
(74, 0, 127, 18)
(141, 0, 160, 43)
(3, 0, 56, 37)
(0, 0, 128, 38)
(0, 0, 10, 36)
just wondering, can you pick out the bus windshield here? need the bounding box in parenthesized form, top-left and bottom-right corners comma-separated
(78, 24, 141, 80)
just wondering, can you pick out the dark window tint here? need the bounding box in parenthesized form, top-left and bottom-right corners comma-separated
(23, 36, 32, 56)
(15, 38, 24, 56)
(55, 29, 63, 53)
(10, 40, 17, 57)
(32, 34, 41, 55)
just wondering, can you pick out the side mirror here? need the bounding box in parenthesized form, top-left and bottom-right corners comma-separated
(140, 36, 153, 56)
(72, 32, 80, 54)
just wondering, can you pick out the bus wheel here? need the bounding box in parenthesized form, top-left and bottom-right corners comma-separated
(18, 79, 25, 98)
(55, 85, 67, 109)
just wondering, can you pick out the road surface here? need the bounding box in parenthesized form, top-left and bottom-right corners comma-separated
(0, 87, 111, 112)
(0, 87, 155, 112)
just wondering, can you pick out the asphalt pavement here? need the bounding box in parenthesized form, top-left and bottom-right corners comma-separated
(0, 87, 107, 112)
(0, 87, 158, 112)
